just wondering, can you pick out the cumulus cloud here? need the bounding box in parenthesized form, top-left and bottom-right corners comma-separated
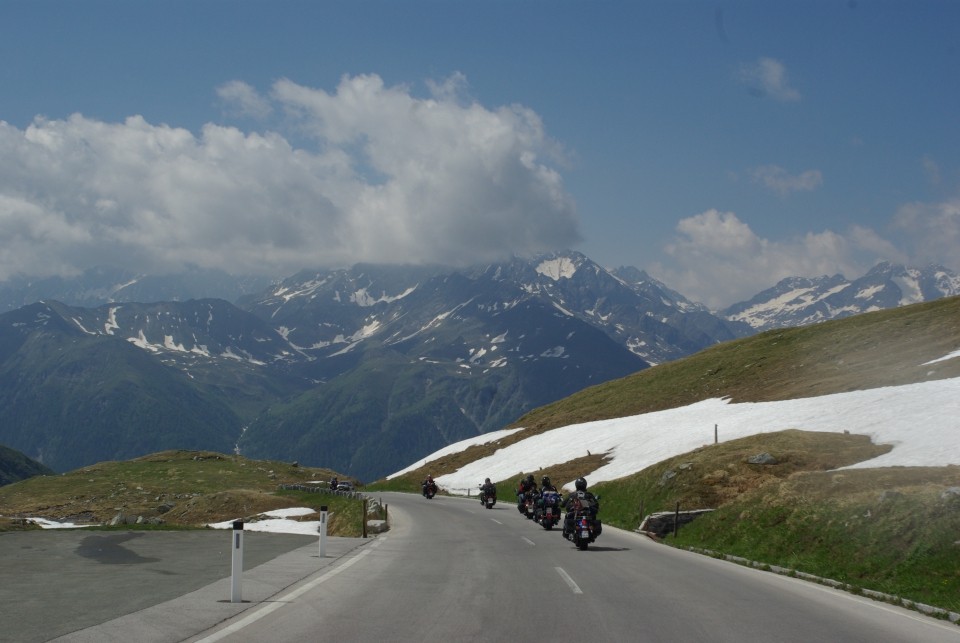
(748, 164, 822, 196)
(650, 209, 903, 309)
(216, 80, 273, 119)
(0, 74, 580, 281)
(736, 57, 801, 102)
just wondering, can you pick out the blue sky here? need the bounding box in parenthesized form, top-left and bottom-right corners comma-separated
(1, 1, 957, 308)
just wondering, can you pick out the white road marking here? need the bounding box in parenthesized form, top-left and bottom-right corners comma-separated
(195, 538, 386, 642)
(521, 537, 536, 546)
(490, 519, 503, 525)
(555, 567, 583, 595)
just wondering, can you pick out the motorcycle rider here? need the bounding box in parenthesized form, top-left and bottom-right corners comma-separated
(537, 475, 561, 522)
(562, 477, 602, 538)
(479, 478, 497, 504)
(517, 474, 538, 508)
(422, 474, 438, 497)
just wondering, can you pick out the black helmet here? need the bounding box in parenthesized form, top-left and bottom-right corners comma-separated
(541, 476, 551, 486)
(575, 477, 587, 491)
(484, 478, 491, 484)
(526, 474, 535, 483)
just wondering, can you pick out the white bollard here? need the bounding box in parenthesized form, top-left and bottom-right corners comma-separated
(231, 520, 244, 603)
(318, 505, 328, 559)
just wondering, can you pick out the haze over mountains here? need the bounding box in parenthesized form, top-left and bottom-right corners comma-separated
(0, 251, 957, 482)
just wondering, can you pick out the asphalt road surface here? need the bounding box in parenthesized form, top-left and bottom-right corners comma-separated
(186, 492, 959, 643)
(4, 493, 958, 642)
(0, 529, 363, 643)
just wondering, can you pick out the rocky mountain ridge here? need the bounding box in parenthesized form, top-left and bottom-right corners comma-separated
(723, 262, 960, 331)
(0, 253, 957, 481)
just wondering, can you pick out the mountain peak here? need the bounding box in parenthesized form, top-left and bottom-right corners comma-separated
(723, 262, 960, 331)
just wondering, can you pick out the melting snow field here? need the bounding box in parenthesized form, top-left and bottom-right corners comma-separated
(207, 507, 322, 536)
(28, 355, 959, 534)
(417, 376, 960, 494)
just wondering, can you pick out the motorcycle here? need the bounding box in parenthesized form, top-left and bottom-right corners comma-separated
(563, 498, 601, 550)
(535, 490, 562, 530)
(478, 486, 496, 509)
(514, 490, 536, 519)
(516, 491, 528, 514)
(422, 481, 438, 499)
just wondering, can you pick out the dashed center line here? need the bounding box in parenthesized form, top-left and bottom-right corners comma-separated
(490, 519, 503, 525)
(521, 537, 536, 546)
(555, 567, 583, 594)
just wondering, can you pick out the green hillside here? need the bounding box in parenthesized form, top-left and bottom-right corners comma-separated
(376, 297, 960, 616)
(0, 450, 374, 536)
(513, 295, 960, 434)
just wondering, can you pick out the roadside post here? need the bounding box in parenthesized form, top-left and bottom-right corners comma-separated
(319, 505, 328, 558)
(231, 520, 244, 603)
(362, 498, 368, 538)
(674, 502, 680, 539)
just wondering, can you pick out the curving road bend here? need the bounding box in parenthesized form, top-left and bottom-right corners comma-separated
(189, 492, 960, 642)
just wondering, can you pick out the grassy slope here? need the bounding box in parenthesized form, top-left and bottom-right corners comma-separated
(3, 298, 959, 611)
(371, 297, 960, 614)
(0, 450, 374, 536)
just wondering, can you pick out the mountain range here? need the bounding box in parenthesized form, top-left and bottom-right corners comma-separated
(0, 252, 956, 481)
(722, 261, 960, 331)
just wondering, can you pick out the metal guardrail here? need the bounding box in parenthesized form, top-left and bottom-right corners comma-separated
(277, 483, 366, 500)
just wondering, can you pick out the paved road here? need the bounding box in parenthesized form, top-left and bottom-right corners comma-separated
(4, 494, 959, 642)
(190, 493, 960, 642)
(0, 529, 369, 643)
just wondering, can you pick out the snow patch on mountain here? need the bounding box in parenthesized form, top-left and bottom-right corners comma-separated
(221, 347, 265, 365)
(350, 285, 417, 307)
(275, 277, 329, 303)
(69, 317, 95, 335)
(387, 427, 526, 479)
(536, 257, 577, 281)
(162, 335, 184, 351)
(923, 349, 960, 366)
(892, 273, 922, 304)
(540, 346, 566, 358)
(421, 376, 960, 493)
(105, 307, 120, 335)
(128, 330, 159, 352)
(723, 263, 960, 331)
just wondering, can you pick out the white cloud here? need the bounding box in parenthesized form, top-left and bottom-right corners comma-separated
(892, 197, 960, 264)
(736, 57, 801, 102)
(216, 80, 273, 119)
(650, 209, 896, 309)
(748, 164, 822, 196)
(0, 74, 581, 281)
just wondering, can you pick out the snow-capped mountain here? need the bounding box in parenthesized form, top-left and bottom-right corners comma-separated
(723, 262, 960, 331)
(4, 252, 954, 480)
(40, 298, 302, 368)
(241, 251, 749, 370)
(0, 251, 748, 480)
